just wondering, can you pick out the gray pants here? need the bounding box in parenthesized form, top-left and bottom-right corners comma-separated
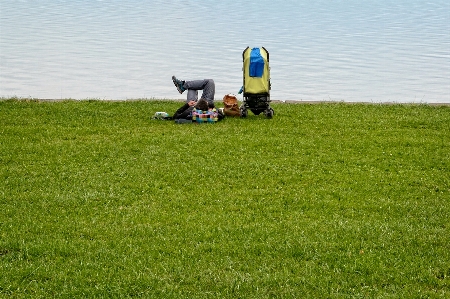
(184, 79, 215, 106)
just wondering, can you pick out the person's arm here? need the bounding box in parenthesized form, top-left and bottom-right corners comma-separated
(173, 101, 195, 119)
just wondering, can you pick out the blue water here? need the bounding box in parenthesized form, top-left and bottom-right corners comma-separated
(1, 0, 449, 103)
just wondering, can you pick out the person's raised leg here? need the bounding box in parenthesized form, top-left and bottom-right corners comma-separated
(183, 79, 215, 106)
(186, 89, 198, 102)
(200, 79, 215, 105)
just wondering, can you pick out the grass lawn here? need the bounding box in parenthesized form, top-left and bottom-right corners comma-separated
(1, 99, 449, 298)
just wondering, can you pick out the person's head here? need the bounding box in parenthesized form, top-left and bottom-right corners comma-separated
(195, 98, 209, 111)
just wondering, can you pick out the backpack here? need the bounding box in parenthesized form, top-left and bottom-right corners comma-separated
(223, 94, 240, 117)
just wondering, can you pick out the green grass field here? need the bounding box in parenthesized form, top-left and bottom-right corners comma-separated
(1, 99, 449, 298)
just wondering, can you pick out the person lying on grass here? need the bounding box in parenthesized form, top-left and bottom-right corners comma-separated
(173, 98, 209, 120)
(173, 98, 223, 123)
(172, 76, 216, 108)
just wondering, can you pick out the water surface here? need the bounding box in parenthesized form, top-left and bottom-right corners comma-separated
(1, 0, 449, 103)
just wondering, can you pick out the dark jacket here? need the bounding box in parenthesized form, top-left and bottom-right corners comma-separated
(173, 103, 194, 120)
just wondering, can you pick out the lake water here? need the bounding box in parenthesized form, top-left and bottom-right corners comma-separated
(1, 0, 449, 103)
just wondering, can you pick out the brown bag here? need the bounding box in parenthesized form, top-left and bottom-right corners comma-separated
(223, 94, 240, 117)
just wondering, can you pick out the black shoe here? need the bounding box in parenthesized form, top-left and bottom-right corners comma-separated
(172, 76, 186, 94)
